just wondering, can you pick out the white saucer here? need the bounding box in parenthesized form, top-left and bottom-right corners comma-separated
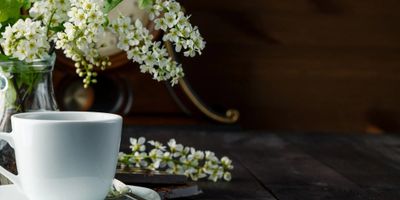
(0, 184, 161, 200)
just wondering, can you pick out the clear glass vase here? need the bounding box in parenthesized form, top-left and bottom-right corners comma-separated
(0, 54, 58, 184)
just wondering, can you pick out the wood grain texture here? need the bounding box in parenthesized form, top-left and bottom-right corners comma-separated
(179, 0, 400, 132)
(230, 135, 368, 200)
(282, 134, 400, 199)
(121, 127, 400, 199)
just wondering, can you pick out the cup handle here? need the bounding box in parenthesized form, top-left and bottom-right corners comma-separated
(0, 132, 20, 185)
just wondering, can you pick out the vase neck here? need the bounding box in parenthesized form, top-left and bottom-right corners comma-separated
(0, 54, 56, 73)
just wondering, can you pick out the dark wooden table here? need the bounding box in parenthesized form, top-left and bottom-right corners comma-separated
(121, 127, 400, 200)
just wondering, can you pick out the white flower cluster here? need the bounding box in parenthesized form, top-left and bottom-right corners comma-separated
(118, 137, 234, 182)
(29, 0, 71, 28)
(0, 0, 206, 87)
(55, 0, 109, 88)
(110, 16, 183, 85)
(150, 0, 206, 57)
(0, 19, 50, 62)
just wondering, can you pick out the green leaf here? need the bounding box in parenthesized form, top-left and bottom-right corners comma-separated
(49, 25, 65, 32)
(0, 0, 31, 23)
(0, 55, 11, 61)
(103, 0, 124, 14)
(22, 0, 32, 10)
(138, 0, 154, 9)
(0, 0, 22, 23)
(4, 77, 17, 110)
(103, 15, 110, 28)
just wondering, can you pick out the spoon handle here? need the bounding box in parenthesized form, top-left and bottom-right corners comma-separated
(125, 193, 148, 200)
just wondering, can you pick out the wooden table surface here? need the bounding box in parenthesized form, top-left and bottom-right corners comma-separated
(121, 127, 400, 200)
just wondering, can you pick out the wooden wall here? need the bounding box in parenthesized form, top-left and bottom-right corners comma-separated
(179, 0, 400, 132)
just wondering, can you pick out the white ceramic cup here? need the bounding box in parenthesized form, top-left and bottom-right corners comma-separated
(0, 111, 122, 200)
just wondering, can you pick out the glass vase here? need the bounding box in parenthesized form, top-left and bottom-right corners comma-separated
(0, 54, 58, 185)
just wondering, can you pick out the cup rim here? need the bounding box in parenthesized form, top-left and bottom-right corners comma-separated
(11, 111, 122, 123)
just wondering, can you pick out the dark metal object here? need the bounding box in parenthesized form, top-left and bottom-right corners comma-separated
(165, 42, 240, 124)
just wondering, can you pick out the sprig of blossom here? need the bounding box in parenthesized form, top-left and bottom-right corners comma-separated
(118, 137, 234, 182)
(150, 0, 206, 57)
(0, 18, 50, 62)
(54, 0, 109, 88)
(110, 15, 183, 85)
(29, 0, 71, 28)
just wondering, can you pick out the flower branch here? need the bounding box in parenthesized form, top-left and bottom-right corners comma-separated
(118, 137, 234, 182)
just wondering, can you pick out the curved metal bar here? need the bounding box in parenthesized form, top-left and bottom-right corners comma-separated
(165, 41, 240, 124)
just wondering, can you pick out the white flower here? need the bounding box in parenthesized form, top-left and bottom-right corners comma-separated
(193, 150, 205, 160)
(148, 149, 163, 170)
(139, 64, 154, 74)
(169, 1, 181, 13)
(147, 161, 161, 170)
(83, 1, 94, 10)
(205, 151, 219, 163)
(118, 152, 127, 160)
(168, 139, 184, 157)
(164, 12, 178, 28)
(143, 52, 157, 67)
(149, 149, 163, 160)
(148, 140, 166, 151)
(182, 147, 191, 156)
(151, 0, 205, 58)
(127, 47, 142, 61)
(130, 137, 146, 152)
(0, 18, 50, 62)
(184, 49, 196, 57)
(166, 164, 185, 175)
(161, 152, 174, 168)
(163, 28, 180, 43)
(148, 5, 162, 20)
(117, 36, 131, 51)
(221, 156, 234, 170)
(30, 0, 71, 27)
(64, 22, 76, 40)
(128, 152, 148, 168)
(154, 18, 168, 30)
(208, 167, 225, 182)
(110, 15, 184, 85)
(223, 172, 232, 181)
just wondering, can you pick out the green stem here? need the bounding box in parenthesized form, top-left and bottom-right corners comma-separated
(13, 71, 41, 112)
(11, 74, 24, 112)
(0, 46, 5, 55)
(46, 9, 57, 37)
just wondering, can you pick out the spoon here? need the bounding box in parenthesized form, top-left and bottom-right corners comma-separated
(107, 179, 160, 200)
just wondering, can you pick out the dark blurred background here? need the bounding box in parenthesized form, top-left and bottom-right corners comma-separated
(55, 0, 400, 133)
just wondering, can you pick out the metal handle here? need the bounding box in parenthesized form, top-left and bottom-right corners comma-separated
(164, 41, 240, 124)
